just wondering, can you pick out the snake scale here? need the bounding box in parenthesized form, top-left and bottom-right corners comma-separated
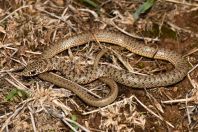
(21, 30, 190, 106)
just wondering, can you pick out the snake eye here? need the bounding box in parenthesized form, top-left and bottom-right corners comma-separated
(29, 70, 36, 75)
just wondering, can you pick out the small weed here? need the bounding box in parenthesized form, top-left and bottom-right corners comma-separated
(5, 88, 29, 101)
(133, 0, 156, 20)
(70, 115, 79, 132)
(79, 0, 99, 9)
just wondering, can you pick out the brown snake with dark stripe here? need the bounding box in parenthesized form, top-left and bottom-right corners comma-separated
(21, 30, 190, 106)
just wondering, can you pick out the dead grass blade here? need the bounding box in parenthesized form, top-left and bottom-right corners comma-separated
(0, 5, 31, 23)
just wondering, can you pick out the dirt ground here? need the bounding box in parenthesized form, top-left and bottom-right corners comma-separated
(0, 0, 198, 131)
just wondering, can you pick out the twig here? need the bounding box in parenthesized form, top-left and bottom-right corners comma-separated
(0, 5, 31, 23)
(5, 78, 30, 94)
(52, 6, 69, 42)
(159, 13, 166, 37)
(184, 48, 198, 57)
(82, 95, 135, 115)
(115, 53, 147, 75)
(25, 50, 42, 55)
(1, 99, 33, 131)
(167, 21, 198, 37)
(3, 46, 18, 57)
(162, 64, 198, 104)
(186, 63, 198, 125)
(69, 98, 82, 110)
(0, 112, 12, 119)
(65, 118, 90, 132)
(10, 58, 26, 66)
(36, 7, 75, 30)
(28, 106, 37, 132)
(6, 72, 31, 93)
(165, 0, 198, 7)
(186, 95, 192, 125)
(134, 96, 174, 128)
(113, 22, 159, 42)
(78, 8, 99, 19)
(52, 99, 72, 115)
(93, 47, 147, 76)
(0, 68, 22, 74)
(46, 108, 90, 132)
(89, 84, 106, 93)
(1, 45, 25, 66)
(111, 48, 134, 72)
(111, 48, 148, 76)
(188, 63, 198, 89)
(62, 119, 79, 132)
(103, 19, 160, 42)
(36, 8, 69, 23)
(0, 43, 14, 48)
(145, 90, 164, 113)
(161, 97, 193, 104)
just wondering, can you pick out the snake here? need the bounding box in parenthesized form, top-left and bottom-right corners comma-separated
(21, 30, 190, 106)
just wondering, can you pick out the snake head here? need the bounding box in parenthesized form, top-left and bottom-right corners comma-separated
(21, 59, 54, 76)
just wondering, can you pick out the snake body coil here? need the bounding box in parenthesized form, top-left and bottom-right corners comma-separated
(22, 30, 190, 106)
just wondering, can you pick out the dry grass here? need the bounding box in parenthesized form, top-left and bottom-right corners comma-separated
(0, 0, 198, 131)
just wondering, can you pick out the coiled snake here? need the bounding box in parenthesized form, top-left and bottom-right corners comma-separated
(21, 30, 190, 107)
